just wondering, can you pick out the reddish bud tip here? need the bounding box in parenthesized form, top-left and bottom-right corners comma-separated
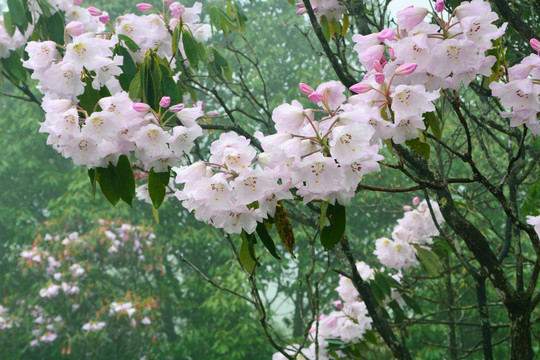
(412, 196, 420, 206)
(374, 72, 386, 85)
(170, 104, 185, 113)
(349, 83, 372, 94)
(136, 3, 153, 12)
(98, 14, 110, 24)
(159, 96, 171, 108)
(299, 83, 314, 95)
(132, 102, 151, 113)
(87, 7, 102, 16)
(530, 38, 540, 52)
(65, 21, 84, 37)
(395, 63, 418, 76)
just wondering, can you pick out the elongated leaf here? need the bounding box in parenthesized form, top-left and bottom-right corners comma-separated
(363, 330, 377, 345)
(240, 231, 256, 274)
(1, 50, 27, 83)
(117, 34, 140, 52)
(320, 16, 331, 42)
(182, 29, 199, 68)
(415, 245, 442, 277)
(274, 202, 295, 258)
(96, 166, 120, 206)
(116, 155, 135, 206)
(320, 203, 346, 251)
(405, 138, 430, 160)
(3, 12, 16, 37)
(88, 168, 97, 196)
(402, 294, 423, 314)
(48, 11, 65, 44)
(341, 14, 349, 37)
(116, 46, 137, 91)
(424, 112, 441, 139)
(7, 0, 26, 30)
(256, 222, 280, 260)
(128, 72, 142, 99)
(148, 167, 170, 209)
(374, 272, 392, 297)
(78, 75, 101, 114)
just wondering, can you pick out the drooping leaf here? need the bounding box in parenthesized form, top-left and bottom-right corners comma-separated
(256, 222, 280, 260)
(117, 34, 140, 52)
(320, 15, 331, 41)
(320, 203, 346, 251)
(96, 165, 120, 206)
(182, 29, 199, 68)
(405, 138, 431, 159)
(148, 167, 170, 209)
(415, 245, 442, 277)
(116, 46, 137, 91)
(48, 11, 65, 44)
(87, 168, 97, 196)
(1, 50, 27, 83)
(78, 75, 101, 114)
(341, 14, 349, 37)
(274, 202, 295, 258)
(402, 294, 423, 314)
(115, 155, 135, 206)
(240, 231, 256, 274)
(424, 111, 441, 139)
(7, 0, 26, 31)
(363, 330, 378, 345)
(374, 272, 392, 297)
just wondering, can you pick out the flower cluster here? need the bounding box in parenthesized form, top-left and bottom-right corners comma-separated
(374, 198, 444, 271)
(296, 0, 346, 20)
(346, 0, 506, 143)
(174, 80, 384, 234)
(10, 220, 161, 348)
(490, 42, 540, 135)
(23, 2, 209, 170)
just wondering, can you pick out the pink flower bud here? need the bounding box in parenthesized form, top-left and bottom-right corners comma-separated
(299, 83, 314, 95)
(98, 14, 110, 24)
(170, 103, 185, 112)
(333, 300, 342, 309)
(132, 102, 151, 113)
(377, 28, 395, 42)
(395, 63, 418, 76)
(434, 0, 445, 12)
(159, 96, 171, 108)
(87, 7, 102, 16)
(373, 60, 384, 73)
(73, 0, 83, 5)
(396, 6, 428, 30)
(170, 2, 185, 18)
(136, 3, 153, 12)
(413, 196, 420, 206)
(308, 92, 323, 103)
(531, 39, 540, 52)
(164, 0, 173, 5)
(403, 205, 412, 211)
(206, 111, 219, 118)
(388, 48, 395, 59)
(296, 8, 307, 15)
(374, 72, 385, 84)
(295, 2, 304, 8)
(380, 55, 388, 66)
(65, 21, 84, 37)
(349, 83, 372, 94)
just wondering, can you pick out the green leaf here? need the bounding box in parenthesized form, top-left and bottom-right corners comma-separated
(320, 203, 346, 251)
(182, 29, 199, 68)
(374, 272, 392, 297)
(159, 64, 180, 105)
(1, 50, 27, 83)
(209, 6, 221, 30)
(320, 16, 331, 42)
(210, 47, 233, 81)
(256, 222, 280, 260)
(7, 0, 26, 31)
(274, 202, 295, 258)
(363, 330, 377, 345)
(148, 167, 170, 209)
(117, 34, 140, 52)
(369, 280, 384, 303)
(116, 46, 137, 91)
(78, 75, 101, 114)
(48, 11, 65, 44)
(240, 231, 256, 274)
(424, 111, 441, 139)
(405, 138, 431, 160)
(402, 294, 423, 314)
(415, 245, 442, 277)
(115, 155, 135, 206)
(128, 72, 142, 99)
(96, 165, 120, 206)
(3, 12, 16, 37)
(216, 6, 236, 33)
(87, 168, 97, 196)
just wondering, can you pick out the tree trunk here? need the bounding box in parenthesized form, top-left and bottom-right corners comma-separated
(508, 297, 534, 360)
